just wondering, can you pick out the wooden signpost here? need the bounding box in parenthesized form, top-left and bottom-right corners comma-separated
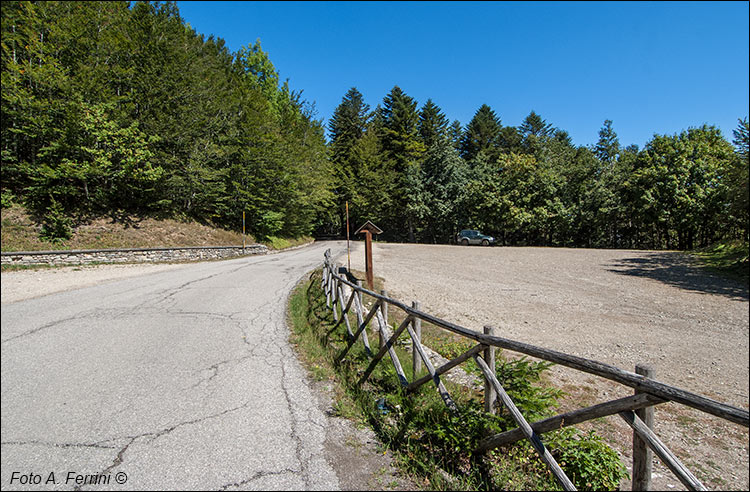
(355, 220, 383, 290)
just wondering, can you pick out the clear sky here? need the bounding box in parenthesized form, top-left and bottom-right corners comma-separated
(175, 1, 749, 149)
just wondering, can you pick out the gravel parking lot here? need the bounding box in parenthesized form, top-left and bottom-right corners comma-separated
(342, 241, 749, 490)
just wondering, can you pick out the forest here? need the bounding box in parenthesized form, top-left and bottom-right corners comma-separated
(2, 1, 748, 250)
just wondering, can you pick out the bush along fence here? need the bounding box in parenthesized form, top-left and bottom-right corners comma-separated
(321, 249, 749, 491)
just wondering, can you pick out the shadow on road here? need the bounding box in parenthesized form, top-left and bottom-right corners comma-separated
(606, 252, 749, 301)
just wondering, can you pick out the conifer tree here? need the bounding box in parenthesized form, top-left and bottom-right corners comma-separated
(448, 120, 463, 151)
(519, 110, 555, 139)
(729, 117, 749, 240)
(594, 119, 621, 165)
(418, 99, 449, 149)
(378, 86, 426, 241)
(460, 104, 502, 162)
(328, 87, 371, 233)
(519, 110, 555, 157)
(498, 126, 524, 154)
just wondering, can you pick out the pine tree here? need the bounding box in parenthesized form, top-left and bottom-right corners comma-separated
(594, 119, 621, 165)
(329, 87, 370, 163)
(418, 98, 449, 149)
(729, 117, 749, 240)
(378, 86, 424, 168)
(448, 119, 463, 151)
(519, 110, 555, 139)
(497, 126, 524, 154)
(378, 86, 426, 241)
(460, 104, 502, 162)
(328, 87, 371, 233)
(519, 110, 555, 157)
(422, 138, 469, 242)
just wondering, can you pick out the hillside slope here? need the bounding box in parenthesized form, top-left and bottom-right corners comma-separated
(1, 205, 251, 252)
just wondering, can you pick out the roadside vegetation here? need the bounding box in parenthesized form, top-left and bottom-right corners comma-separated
(288, 269, 628, 490)
(1, 204, 250, 252)
(0, 204, 311, 271)
(690, 240, 749, 285)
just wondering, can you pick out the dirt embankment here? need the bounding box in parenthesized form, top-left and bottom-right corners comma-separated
(341, 242, 749, 491)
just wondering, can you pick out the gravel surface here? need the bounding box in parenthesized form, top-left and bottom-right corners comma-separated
(1, 263, 187, 304)
(340, 242, 749, 491)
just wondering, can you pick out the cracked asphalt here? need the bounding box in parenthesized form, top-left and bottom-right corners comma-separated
(1, 241, 347, 491)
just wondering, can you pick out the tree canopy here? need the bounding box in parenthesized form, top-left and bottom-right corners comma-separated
(2, 0, 331, 239)
(2, 1, 746, 250)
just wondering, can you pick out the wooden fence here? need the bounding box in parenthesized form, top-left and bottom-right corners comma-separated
(320, 249, 749, 491)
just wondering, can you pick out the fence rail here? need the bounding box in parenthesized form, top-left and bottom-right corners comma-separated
(320, 249, 748, 491)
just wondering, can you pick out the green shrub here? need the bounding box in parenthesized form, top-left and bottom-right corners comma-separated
(495, 356, 564, 424)
(546, 428, 629, 490)
(39, 201, 73, 243)
(1, 190, 15, 209)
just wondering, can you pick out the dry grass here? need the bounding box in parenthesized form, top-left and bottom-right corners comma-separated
(1, 205, 251, 252)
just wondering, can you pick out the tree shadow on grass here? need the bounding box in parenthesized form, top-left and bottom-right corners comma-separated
(606, 252, 749, 301)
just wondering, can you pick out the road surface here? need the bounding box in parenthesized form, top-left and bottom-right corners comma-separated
(1, 241, 347, 490)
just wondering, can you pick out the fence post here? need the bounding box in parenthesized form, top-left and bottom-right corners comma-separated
(356, 280, 371, 351)
(379, 289, 388, 349)
(633, 363, 655, 491)
(484, 325, 497, 415)
(412, 300, 422, 380)
(324, 265, 330, 308)
(356, 280, 364, 318)
(332, 274, 339, 322)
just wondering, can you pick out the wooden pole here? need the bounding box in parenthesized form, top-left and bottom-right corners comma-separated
(633, 364, 655, 491)
(356, 280, 371, 353)
(412, 300, 422, 380)
(242, 211, 246, 251)
(379, 289, 388, 349)
(474, 355, 576, 491)
(478, 393, 666, 452)
(365, 230, 373, 289)
(484, 325, 497, 415)
(346, 201, 351, 271)
(621, 410, 706, 491)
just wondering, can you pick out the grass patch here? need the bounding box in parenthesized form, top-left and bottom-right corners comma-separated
(265, 235, 314, 251)
(691, 240, 749, 285)
(1, 263, 61, 272)
(288, 269, 628, 490)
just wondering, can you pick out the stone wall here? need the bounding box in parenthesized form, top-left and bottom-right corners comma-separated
(1, 245, 268, 266)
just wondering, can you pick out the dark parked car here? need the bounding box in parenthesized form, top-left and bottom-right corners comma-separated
(456, 229, 496, 246)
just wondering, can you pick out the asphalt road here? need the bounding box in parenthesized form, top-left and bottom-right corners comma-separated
(1, 241, 346, 491)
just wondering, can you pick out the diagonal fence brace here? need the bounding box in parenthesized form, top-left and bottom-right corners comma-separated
(473, 354, 576, 491)
(358, 315, 412, 387)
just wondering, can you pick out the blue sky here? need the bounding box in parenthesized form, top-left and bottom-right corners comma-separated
(176, 1, 749, 149)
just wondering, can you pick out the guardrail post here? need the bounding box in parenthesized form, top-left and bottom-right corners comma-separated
(484, 325, 497, 415)
(412, 300, 422, 380)
(379, 289, 388, 349)
(633, 363, 655, 491)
